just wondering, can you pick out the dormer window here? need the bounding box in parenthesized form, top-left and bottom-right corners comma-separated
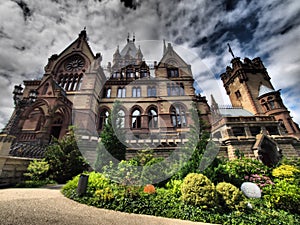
(167, 68, 179, 78)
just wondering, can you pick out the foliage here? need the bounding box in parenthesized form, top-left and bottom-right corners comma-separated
(44, 127, 89, 183)
(263, 179, 300, 214)
(24, 159, 49, 181)
(181, 173, 217, 208)
(62, 171, 300, 225)
(172, 107, 210, 180)
(216, 182, 246, 210)
(272, 164, 300, 182)
(97, 101, 126, 165)
(214, 158, 271, 187)
(165, 179, 183, 197)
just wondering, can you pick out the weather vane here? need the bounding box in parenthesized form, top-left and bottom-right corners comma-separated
(227, 43, 235, 58)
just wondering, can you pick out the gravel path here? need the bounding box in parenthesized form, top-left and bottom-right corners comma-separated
(0, 187, 216, 225)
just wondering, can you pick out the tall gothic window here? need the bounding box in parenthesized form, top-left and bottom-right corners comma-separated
(148, 107, 158, 128)
(99, 110, 109, 130)
(170, 104, 187, 128)
(131, 109, 141, 129)
(116, 110, 125, 128)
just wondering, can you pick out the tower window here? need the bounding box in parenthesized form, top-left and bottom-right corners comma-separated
(235, 90, 241, 98)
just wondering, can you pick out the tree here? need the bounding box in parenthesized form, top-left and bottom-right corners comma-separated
(172, 106, 210, 180)
(95, 101, 127, 171)
(44, 127, 89, 183)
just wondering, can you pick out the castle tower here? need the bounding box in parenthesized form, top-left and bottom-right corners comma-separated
(221, 56, 300, 138)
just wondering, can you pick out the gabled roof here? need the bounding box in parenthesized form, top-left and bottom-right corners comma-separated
(258, 84, 275, 98)
(120, 40, 138, 58)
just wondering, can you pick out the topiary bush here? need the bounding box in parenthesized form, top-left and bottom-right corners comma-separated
(216, 182, 246, 210)
(181, 173, 217, 208)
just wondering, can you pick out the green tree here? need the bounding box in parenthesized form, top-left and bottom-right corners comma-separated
(172, 106, 210, 180)
(95, 101, 126, 171)
(45, 127, 89, 183)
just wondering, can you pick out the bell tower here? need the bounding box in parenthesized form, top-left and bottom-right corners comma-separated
(221, 53, 300, 138)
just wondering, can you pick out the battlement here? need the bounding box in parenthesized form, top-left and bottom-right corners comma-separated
(220, 57, 267, 83)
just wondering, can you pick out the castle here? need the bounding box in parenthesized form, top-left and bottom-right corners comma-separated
(1, 29, 300, 165)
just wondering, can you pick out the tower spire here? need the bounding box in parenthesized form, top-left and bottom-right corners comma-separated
(227, 43, 235, 59)
(163, 39, 166, 55)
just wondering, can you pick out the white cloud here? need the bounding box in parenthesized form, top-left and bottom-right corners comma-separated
(0, 0, 299, 130)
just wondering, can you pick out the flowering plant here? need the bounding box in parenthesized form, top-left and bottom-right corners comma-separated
(244, 174, 274, 190)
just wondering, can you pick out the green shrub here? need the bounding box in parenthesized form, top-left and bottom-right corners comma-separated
(263, 179, 300, 214)
(216, 182, 246, 210)
(45, 128, 89, 184)
(62, 172, 300, 224)
(165, 179, 183, 197)
(272, 164, 300, 182)
(215, 158, 271, 187)
(24, 159, 49, 181)
(181, 173, 217, 208)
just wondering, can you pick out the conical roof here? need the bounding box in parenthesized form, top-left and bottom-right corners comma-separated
(258, 84, 275, 97)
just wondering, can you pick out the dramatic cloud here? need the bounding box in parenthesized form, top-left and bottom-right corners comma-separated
(0, 0, 299, 129)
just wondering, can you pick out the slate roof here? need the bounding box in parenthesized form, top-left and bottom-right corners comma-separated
(219, 107, 254, 117)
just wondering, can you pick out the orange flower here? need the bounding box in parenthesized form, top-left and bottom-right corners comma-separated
(143, 184, 156, 194)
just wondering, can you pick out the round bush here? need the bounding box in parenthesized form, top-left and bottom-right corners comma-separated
(181, 173, 217, 208)
(216, 182, 246, 210)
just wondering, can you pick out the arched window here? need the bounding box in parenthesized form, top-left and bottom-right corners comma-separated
(171, 104, 187, 128)
(131, 109, 141, 128)
(76, 75, 83, 90)
(99, 110, 109, 130)
(42, 83, 49, 95)
(148, 107, 158, 128)
(66, 75, 73, 91)
(116, 110, 125, 128)
(71, 75, 78, 91)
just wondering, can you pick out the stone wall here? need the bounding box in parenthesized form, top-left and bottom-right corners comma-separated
(0, 134, 34, 187)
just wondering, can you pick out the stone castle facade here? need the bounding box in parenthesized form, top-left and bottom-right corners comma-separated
(1, 29, 299, 164)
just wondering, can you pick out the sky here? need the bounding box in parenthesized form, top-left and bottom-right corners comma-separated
(0, 0, 300, 130)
